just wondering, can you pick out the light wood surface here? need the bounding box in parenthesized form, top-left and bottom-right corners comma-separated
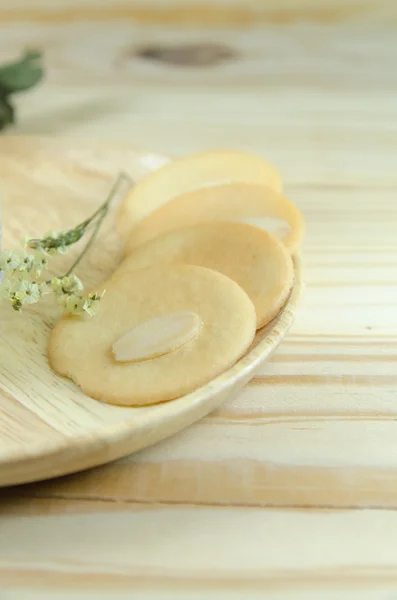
(1, 0, 397, 597)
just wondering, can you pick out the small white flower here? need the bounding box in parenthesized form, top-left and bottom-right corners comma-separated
(18, 253, 35, 273)
(32, 250, 48, 277)
(66, 274, 84, 293)
(51, 273, 83, 296)
(82, 291, 105, 316)
(58, 293, 85, 316)
(51, 277, 63, 295)
(14, 280, 42, 305)
(0, 251, 21, 274)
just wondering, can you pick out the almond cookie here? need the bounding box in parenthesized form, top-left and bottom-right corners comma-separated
(125, 182, 304, 255)
(117, 222, 294, 329)
(117, 150, 282, 237)
(49, 265, 256, 406)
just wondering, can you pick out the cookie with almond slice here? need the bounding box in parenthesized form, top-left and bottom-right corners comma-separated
(49, 264, 256, 406)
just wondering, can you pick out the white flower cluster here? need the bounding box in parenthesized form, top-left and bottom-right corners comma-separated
(0, 250, 49, 311)
(0, 249, 48, 276)
(51, 274, 104, 316)
(0, 250, 103, 316)
(0, 174, 124, 317)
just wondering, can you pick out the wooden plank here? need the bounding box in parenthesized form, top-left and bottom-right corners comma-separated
(2, 501, 397, 593)
(0, 20, 395, 93)
(1, 0, 397, 26)
(3, 591, 396, 600)
(11, 92, 397, 185)
(7, 417, 397, 509)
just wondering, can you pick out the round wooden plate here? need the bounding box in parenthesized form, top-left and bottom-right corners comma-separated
(0, 137, 301, 487)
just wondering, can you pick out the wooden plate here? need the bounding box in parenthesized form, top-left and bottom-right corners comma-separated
(0, 137, 301, 487)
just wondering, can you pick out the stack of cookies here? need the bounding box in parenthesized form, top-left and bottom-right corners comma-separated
(49, 150, 304, 406)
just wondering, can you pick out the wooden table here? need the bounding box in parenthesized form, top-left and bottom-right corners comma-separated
(1, 1, 397, 597)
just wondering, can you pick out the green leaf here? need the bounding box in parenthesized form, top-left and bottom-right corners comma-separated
(0, 50, 44, 94)
(0, 93, 15, 131)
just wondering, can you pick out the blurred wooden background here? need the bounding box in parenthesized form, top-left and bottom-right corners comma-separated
(1, 1, 397, 598)
(0, 0, 395, 179)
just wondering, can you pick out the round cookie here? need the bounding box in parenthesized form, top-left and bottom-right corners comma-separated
(49, 265, 256, 406)
(117, 150, 282, 237)
(117, 222, 294, 329)
(125, 182, 304, 255)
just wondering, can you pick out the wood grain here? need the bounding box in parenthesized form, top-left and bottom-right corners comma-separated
(2, 501, 397, 595)
(2, 0, 397, 26)
(1, 0, 397, 596)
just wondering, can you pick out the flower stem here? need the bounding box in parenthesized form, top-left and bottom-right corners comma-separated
(74, 172, 133, 233)
(46, 172, 132, 281)
(64, 172, 133, 275)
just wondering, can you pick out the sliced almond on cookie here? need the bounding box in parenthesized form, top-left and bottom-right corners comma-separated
(112, 311, 201, 363)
